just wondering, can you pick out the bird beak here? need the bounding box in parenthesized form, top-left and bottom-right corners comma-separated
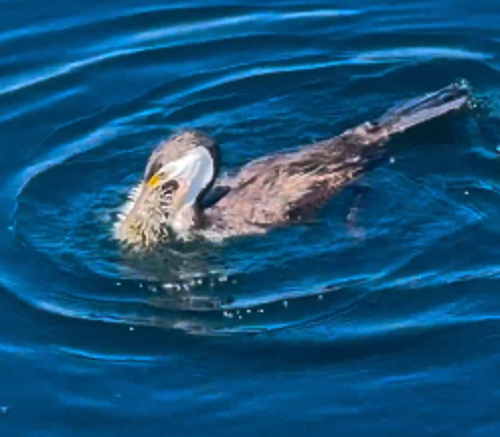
(146, 172, 162, 189)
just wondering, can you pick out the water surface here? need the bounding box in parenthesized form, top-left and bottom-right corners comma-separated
(2, 0, 500, 435)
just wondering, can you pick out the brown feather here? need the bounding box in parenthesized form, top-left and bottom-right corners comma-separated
(205, 123, 389, 235)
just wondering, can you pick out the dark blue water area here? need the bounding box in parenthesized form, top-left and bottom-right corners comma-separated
(2, 0, 500, 435)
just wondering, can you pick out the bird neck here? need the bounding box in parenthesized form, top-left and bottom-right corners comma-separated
(170, 203, 206, 233)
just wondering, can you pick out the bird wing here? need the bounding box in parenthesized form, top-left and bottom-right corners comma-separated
(213, 128, 384, 228)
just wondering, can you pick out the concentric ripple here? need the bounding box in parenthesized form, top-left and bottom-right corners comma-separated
(2, 0, 500, 337)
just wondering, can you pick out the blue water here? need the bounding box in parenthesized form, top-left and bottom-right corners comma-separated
(2, 0, 500, 435)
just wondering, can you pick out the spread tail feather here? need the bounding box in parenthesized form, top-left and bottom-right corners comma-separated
(375, 80, 472, 135)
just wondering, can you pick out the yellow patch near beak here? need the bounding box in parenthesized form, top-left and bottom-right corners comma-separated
(147, 173, 162, 188)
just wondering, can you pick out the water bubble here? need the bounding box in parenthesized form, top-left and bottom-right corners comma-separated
(283, 300, 289, 309)
(129, 327, 135, 332)
(246, 309, 252, 314)
(389, 157, 396, 164)
(258, 309, 264, 313)
(318, 294, 324, 300)
(116, 282, 122, 287)
(457, 78, 470, 89)
(1, 406, 9, 414)
(464, 191, 469, 196)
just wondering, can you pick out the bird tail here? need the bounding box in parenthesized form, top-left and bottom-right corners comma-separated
(375, 80, 472, 135)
